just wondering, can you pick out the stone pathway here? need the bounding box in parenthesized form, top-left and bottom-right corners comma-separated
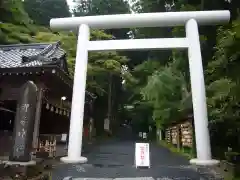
(52, 139, 221, 180)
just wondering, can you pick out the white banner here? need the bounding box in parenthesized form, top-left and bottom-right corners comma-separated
(61, 134, 67, 142)
(135, 143, 150, 168)
(104, 118, 110, 131)
(142, 132, 147, 139)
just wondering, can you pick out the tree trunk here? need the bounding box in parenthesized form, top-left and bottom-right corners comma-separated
(107, 73, 113, 134)
(200, 0, 204, 10)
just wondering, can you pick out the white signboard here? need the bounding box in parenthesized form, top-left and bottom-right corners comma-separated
(61, 134, 67, 142)
(135, 143, 150, 168)
(142, 132, 147, 139)
(104, 118, 110, 131)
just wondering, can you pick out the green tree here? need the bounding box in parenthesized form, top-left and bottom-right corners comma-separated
(141, 61, 190, 128)
(74, 0, 130, 16)
(206, 20, 240, 152)
(73, 0, 131, 39)
(24, 0, 70, 26)
(0, 0, 31, 24)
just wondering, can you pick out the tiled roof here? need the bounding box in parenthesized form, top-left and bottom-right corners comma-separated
(0, 41, 65, 68)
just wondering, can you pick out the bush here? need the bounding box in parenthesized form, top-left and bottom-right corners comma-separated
(225, 152, 240, 164)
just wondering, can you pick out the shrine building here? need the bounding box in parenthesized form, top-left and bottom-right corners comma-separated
(0, 42, 94, 157)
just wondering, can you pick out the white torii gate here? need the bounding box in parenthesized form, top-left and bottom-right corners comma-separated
(50, 10, 230, 166)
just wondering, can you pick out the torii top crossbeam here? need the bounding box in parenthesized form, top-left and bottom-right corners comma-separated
(50, 10, 230, 30)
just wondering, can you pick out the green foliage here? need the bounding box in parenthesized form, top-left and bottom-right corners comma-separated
(73, 0, 130, 16)
(23, 0, 70, 26)
(205, 20, 240, 151)
(141, 64, 188, 127)
(73, 0, 131, 39)
(87, 50, 128, 95)
(159, 140, 193, 159)
(225, 151, 240, 163)
(207, 20, 240, 82)
(0, 0, 31, 24)
(0, 23, 40, 44)
(207, 78, 237, 122)
(123, 2, 199, 130)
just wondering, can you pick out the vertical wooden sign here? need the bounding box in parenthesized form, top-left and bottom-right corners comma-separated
(9, 81, 38, 162)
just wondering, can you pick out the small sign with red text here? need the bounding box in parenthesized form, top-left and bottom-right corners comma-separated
(135, 143, 150, 168)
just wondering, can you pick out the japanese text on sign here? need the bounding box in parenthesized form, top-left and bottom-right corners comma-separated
(140, 146, 145, 165)
(135, 143, 150, 168)
(15, 103, 30, 154)
(21, 103, 29, 112)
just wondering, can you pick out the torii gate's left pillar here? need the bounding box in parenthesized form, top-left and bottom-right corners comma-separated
(61, 24, 89, 163)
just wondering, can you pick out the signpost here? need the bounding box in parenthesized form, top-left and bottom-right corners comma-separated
(135, 143, 150, 168)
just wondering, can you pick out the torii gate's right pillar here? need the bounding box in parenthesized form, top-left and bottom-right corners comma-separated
(186, 19, 218, 165)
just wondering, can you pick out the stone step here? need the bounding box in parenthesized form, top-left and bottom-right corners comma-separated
(63, 177, 208, 180)
(63, 177, 155, 180)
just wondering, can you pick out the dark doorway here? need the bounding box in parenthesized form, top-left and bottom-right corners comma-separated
(0, 100, 16, 156)
(0, 100, 16, 131)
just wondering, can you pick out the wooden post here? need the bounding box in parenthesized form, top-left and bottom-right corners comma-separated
(169, 127, 172, 144)
(191, 118, 197, 157)
(32, 86, 44, 150)
(176, 124, 181, 150)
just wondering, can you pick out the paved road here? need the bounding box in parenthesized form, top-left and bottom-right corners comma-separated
(52, 138, 219, 180)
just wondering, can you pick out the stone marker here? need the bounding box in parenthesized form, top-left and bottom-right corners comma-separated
(9, 81, 38, 162)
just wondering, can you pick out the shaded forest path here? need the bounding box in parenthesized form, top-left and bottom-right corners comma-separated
(52, 136, 218, 179)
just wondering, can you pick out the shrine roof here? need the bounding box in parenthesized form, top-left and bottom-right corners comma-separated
(0, 42, 96, 100)
(0, 41, 68, 72)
